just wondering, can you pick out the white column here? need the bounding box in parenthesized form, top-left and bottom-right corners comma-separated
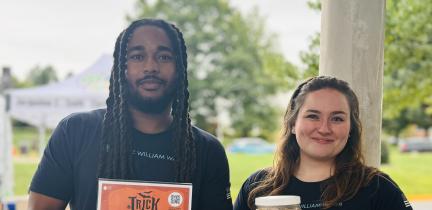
(0, 96, 14, 199)
(319, 0, 385, 167)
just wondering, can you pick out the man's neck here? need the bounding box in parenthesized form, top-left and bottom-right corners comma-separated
(129, 107, 173, 134)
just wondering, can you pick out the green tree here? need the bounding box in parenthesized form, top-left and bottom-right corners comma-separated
(128, 0, 298, 139)
(0, 67, 30, 90)
(407, 104, 432, 137)
(299, 32, 320, 78)
(383, 0, 432, 136)
(303, 0, 432, 137)
(11, 75, 31, 88)
(382, 109, 410, 144)
(384, 0, 432, 117)
(26, 65, 58, 86)
(299, 1, 320, 78)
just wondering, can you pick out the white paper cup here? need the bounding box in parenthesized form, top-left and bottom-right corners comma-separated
(255, 195, 301, 210)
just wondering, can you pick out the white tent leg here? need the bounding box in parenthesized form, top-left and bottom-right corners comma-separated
(0, 96, 14, 200)
(38, 124, 46, 159)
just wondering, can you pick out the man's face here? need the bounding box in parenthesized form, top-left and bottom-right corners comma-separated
(126, 25, 177, 113)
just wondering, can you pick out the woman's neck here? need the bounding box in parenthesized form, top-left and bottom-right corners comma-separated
(295, 155, 335, 182)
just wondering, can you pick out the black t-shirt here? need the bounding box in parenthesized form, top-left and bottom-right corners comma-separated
(234, 170, 413, 210)
(130, 127, 176, 181)
(30, 109, 233, 210)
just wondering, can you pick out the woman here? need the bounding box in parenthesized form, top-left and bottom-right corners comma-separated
(234, 76, 412, 210)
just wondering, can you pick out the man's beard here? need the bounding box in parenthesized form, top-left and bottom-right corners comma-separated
(127, 81, 177, 114)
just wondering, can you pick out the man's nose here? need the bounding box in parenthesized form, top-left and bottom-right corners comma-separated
(143, 57, 159, 73)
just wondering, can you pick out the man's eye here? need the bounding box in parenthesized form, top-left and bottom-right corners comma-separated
(129, 55, 144, 61)
(157, 54, 173, 62)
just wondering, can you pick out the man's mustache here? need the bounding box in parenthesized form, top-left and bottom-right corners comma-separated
(136, 75, 166, 86)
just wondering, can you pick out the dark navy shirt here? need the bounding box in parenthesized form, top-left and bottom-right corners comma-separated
(30, 109, 233, 210)
(234, 170, 412, 210)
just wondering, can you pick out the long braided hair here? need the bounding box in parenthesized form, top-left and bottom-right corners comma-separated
(98, 18, 196, 182)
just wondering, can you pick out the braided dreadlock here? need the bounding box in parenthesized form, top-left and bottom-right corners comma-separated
(98, 18, 196, 182)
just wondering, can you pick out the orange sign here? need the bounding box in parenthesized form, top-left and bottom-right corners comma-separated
(97, 179, 192, 210)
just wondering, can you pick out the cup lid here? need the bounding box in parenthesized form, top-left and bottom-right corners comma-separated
(255, 195, 301, 206)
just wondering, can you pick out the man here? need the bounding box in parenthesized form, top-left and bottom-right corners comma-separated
(28, 18, 233, 210)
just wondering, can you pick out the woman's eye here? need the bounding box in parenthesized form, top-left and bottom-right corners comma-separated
(305, 114, 319, 120)
(332, 116, 345, 122)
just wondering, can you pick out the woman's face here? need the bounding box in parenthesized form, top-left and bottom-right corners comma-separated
(294, 88, 351, 162)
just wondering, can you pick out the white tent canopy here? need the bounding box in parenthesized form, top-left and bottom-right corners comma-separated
(7, 54, 112, 129)
(0, 54, 112, 199)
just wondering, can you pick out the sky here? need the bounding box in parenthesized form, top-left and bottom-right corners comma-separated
(0, 0, 320, 80)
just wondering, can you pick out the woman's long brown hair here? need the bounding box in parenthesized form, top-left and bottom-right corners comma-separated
(247, 76, 379, 209)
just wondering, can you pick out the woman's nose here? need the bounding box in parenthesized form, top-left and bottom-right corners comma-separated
(318, 120, 331, 134)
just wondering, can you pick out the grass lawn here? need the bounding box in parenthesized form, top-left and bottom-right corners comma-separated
(12, 126, 39, 150)
(227, 153, 274, 198)
(13, 145, 432, 201)
(14, 160, 38, 195)
(381, 146, 432, 197)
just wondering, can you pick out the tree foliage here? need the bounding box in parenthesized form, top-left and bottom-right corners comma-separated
(407, 104, 432, 137)
(299, 0, 320, 78)
(128, 0, 298, 139)
(384, 0, 432, 118)
(302, 0, 432, 136)
(382, 109, 410, 141)
(26, 65, 58, 86)
(299, 32, 320, 78)
(383, 0, 432, 136)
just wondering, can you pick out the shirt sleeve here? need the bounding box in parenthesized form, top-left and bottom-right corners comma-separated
(29, 117, 74, 202)
(233, 176, 253, 210)
(234, 170, 267, 210)
(197, 138, 233, 210)
(372, 174, 413, 210)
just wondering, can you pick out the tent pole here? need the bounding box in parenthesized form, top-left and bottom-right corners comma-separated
(0, 96, 14, 200)
(38, 124, 46, 159)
